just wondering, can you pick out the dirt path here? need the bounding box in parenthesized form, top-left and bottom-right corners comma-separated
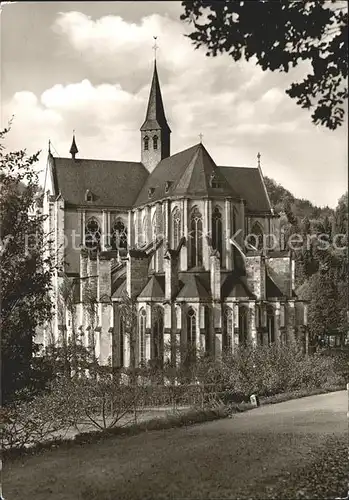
(5, 391, 347, 500)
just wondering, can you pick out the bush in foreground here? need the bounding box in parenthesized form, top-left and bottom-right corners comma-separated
(2, 343, 345, 451)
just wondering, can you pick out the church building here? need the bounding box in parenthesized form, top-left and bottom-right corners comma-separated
(43, 60, 308, 368)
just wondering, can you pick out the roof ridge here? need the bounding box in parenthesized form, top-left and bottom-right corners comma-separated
(54, 156, 144, 165)
(219, 165, 259, 170)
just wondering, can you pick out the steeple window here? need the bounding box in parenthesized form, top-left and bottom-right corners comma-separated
(144, 136, 149, 151)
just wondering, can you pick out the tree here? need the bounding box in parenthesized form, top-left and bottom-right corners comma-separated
(181, 0, 348, 129)
(0, 125, 54, 403)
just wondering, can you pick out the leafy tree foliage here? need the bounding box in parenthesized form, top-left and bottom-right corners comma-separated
(0, 126, 54, 403)
(181, 0, 348, 129)
(265, 175, 347, 344)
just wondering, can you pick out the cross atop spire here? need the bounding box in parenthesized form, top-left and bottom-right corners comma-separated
(152, 36, 158, 61)
(70, 131, 78, 160)
(257, 152, 261, 168)
(199, 133, 203, 144)
(140, 59, 171, 133)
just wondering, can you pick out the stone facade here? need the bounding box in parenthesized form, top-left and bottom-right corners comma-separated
(42, 60, 308, 367)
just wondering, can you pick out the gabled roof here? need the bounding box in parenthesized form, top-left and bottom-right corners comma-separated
(140, 61, 171, 133)
(135, 143, 239, 207)
(176, 273, 210, 300)
(51, 156, 149, 207)
(219, 165, 272, 213)
(138, 274, 165, 300)
(221, 272, 255, 299)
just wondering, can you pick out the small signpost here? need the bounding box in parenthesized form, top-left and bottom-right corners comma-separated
(250, 394, 260, 407)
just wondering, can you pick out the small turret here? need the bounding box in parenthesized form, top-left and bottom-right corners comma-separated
(70, 133, 78, 160)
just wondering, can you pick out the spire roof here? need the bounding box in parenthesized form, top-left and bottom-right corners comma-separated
(69, 134, 78, 158)
(140, 61, 171, 133)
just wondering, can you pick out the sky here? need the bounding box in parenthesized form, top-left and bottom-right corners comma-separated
(1, 1, 347, 208)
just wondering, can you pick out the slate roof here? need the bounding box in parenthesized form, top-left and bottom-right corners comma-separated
(135, 143, 240, 207)
(221, 272, 255, 299)
(140, 61, 171, 133)
(176, 273, 211, 300)
(138, 275, 165, 300)
(219, 166, 272, 213)
(51, 156, 149, 208)
(112, 277, 126, 299)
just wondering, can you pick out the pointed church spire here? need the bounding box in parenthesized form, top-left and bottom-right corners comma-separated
(140, 60, 171, 133)
(140, 48, 171, 172)
(70, 132, 78, 160)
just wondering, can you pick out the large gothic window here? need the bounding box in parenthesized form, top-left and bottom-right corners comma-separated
(142, 214, 149, 247)
(190, 207, 203, 268)
(212, 206, 223, 262)
(139, 308, 146, 363)
(187, 307, 197, 348)
(238, 305, 248, 345)
(172, 207, 181, 249)
(150, 213, 157, 271)
(111, 218, 127, 253)
(152, 306, 164, 364)
(267, 306, 275, 344)
(85, 218, 101, 250)
(204, 306, 211, 353)
(119, 314, 125, 367)
(223, 307, 233, 352)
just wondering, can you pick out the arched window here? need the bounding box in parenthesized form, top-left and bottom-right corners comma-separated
(190, 207, 203, 268)
(139, 308, 146, 363)
(153, 135, 158, 150)
(150, 213, 156, 270)
(152, 306, 164, 363)
(111, 218, 127, 252)
(85, 218, 101, 250)
(172, 207, 181, 249)
(144, 136, 149, 151)
(238, 305, 248, 345)
(223, 307, 233, 352)
(187, 308, 197, 349)
(119, 314, 125, 367)
(212, 206, 223, 263)
(267, 306, 275, 344)
(250, 222, 264, 251)
(204, 306, 211, 353)
(142, 214, 149, 246)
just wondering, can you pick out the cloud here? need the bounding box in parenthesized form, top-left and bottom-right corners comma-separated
(1, 10, 346, 208)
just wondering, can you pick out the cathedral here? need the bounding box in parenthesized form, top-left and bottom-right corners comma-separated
(43, 60, 308, 368)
